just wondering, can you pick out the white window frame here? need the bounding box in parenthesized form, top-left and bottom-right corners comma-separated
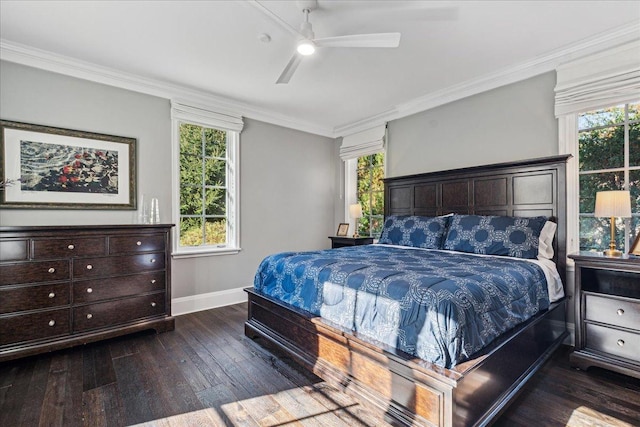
(556, 40, 640, 262)
(170, 102, 242, 258)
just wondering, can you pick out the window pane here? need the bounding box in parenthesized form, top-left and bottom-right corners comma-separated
(579, 172, 623, 213)
(630, 216, 640, 252)
(205, 188, 226, 216)
(629, 102, 640, 122)
(204, 128, 226, 158)
(180, 123, 202, 156)
(371, 191, 384, 216)
(205, 158, 226, 186)
(180, 186, 202, 215)
(579, 216, 610, 252)
(579, 125, 625, 171)
(631, 169, 640, 213)
(205, 218, 226, 245)
(578, 105, 625, 130)
(180, 155, 203, 187)
(370, 215, 384, 238)
(180, 217, 203, 246)
(630, 122, 640, 167)
(371, 167, 384, 192)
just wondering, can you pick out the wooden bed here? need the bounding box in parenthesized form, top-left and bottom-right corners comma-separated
(245, 155, 570, 426)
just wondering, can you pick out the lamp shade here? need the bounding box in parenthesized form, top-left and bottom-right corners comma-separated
(349, 203, 363, 219)
(594, 191, 632, 218)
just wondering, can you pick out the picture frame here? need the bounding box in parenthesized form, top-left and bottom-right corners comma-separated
(336, 223, 349, 237)
(0, 120, 136, 209)
(630, 233, 640, 256)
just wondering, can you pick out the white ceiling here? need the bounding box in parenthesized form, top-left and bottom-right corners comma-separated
(1, 1, 639, 137)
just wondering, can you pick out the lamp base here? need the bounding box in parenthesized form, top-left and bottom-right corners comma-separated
(603, 248, 623, 257)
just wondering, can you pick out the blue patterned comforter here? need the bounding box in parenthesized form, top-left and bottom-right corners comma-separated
(254, 244, 550, 368)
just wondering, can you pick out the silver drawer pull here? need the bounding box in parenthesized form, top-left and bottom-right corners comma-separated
(68, 244, 75, 250)
(150, 259, 156, 263)
(48, 267, 56, 273)
(136, 241, 142, 246)
(87, 288, 93, 293)
(151, 302, 157, 307)
(86, 264, 93, 270)
(86, 313, 93, 319)
(48, 292, 55, 298)
(617, 339, 625, 347)
(48, 320, 56, 327)
(151, 279, 156, 284)
(617, 308, 624, 316)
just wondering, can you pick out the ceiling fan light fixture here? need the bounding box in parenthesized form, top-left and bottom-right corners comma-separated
(297, 39, 316, 55)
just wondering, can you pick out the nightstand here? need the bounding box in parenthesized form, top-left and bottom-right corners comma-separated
(329, 236, 374, 249)
(569, 252, 640, 379)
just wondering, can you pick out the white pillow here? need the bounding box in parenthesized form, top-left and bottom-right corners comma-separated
(538, 220, 557, 260)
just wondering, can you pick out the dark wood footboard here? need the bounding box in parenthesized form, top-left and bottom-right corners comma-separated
(245, 287, 568, 427)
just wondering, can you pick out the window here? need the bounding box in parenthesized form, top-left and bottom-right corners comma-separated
(171, 102, 242, 257)
(578, 102, 639, 252)
(341, 125, 386, 239)
(356, 153, 385, 238)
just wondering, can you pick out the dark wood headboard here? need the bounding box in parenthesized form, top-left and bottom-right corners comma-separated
(383, 155, 571, 283)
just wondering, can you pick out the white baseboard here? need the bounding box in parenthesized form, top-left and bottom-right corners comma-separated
(171, 286, 247, 316)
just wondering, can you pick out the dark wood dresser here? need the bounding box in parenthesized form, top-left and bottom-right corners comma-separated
(0, 224, 175, 362)
(569, 252, 640, 379)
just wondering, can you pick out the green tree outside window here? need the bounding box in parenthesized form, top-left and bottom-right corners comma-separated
(357, 152, 385, 238)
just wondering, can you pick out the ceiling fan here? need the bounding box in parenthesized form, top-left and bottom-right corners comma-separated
(251, 0, 401, 84)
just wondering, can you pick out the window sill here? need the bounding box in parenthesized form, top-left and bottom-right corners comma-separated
(172, 247, 242, 259)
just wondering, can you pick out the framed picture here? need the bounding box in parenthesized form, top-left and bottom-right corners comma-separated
(336, 223, 349, 236)
(1, 120, 136, 209)
(630, 233, 640, 255)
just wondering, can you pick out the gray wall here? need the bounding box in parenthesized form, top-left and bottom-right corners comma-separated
(386, 72, 559, 177)
(0, 61, 336, 300)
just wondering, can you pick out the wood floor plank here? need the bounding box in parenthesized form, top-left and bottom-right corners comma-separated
(156, 325, 213, 393)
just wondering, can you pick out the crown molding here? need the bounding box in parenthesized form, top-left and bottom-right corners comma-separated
(333, 21, 640, 137)
(2, 21, 638, 140)
(0, 39, 335, 138)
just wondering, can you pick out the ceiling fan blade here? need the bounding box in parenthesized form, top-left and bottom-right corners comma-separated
(314, 33, 401, 48)
(276, 53, 303, 84)
(247, 0, 303, 38)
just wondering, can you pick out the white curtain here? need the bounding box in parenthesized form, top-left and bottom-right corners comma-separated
(171, 101, 244, 132)
(339, 124, 386, 160)
(554, 40, 640, 117)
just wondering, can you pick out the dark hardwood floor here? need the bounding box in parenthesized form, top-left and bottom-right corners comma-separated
(1, 303, 638, 427)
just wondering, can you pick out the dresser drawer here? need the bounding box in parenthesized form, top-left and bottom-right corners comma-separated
(0, 283, 70, 314)
(0, 239, 28, 261)
(74, 272, 165, 304)
(585, 293, 640, 331)
(0, 308, 71, 346)
(586, 323, 640, 363)
(109, 234, 165, 254)
(73, 293, 166, 332)
(0, 260, 70, 286)
(32, 237, 105, 259)
(73, 253, 165, 279)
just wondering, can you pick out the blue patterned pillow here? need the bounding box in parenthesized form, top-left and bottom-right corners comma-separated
(378, 215, 450, 249)
(443, 214, 547, 259)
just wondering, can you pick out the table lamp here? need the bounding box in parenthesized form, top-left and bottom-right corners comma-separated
(349, 203, 363, 238)
(594, 190, 632, 257)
